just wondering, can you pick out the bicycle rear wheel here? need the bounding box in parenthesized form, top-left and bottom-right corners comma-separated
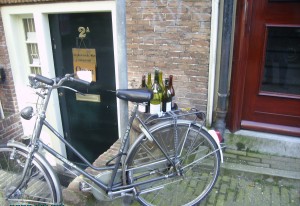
(0, 144, 60, 205)
(124, 120, 220, 206)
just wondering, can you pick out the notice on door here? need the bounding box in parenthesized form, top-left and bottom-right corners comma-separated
(72, 48, 96, 82)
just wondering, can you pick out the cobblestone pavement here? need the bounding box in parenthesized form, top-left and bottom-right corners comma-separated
(64, 168, 300, 206)
(200, 170, 300, 206)
(62, 142, 300, 206)
(63, 140, 300, 206)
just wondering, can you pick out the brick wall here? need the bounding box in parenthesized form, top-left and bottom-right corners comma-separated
(0, 114, 23, 143)
(0, 12, 23, 142)
(0, 0, 212, 142)
(0, 15, 17, 114)
(126, 0, 211, 111)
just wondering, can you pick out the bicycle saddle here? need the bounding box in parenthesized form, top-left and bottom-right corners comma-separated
(116, 89, 153, 103)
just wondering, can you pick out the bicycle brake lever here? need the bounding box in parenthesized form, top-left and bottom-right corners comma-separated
(59, 86, 86, 96)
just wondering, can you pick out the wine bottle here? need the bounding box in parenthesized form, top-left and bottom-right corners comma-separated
(169, 75, 176, 110)
(162, 78, 172, 112)
(158, 70, 165, 93)
(138, 75, 147, 113)
(141, 74, 146, 88)
(147, 72, 152, 90)
(150, 69, 163, 114)
(146, 72, 152, 113)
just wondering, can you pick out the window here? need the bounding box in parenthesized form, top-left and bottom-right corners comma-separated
(23, 18, 41, 75)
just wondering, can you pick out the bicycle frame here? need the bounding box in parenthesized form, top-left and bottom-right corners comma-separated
(39, 105, 178, 194)
(15, 82, 178, 198)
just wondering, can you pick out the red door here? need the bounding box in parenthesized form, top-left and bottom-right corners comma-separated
(230, 0, 300, 136)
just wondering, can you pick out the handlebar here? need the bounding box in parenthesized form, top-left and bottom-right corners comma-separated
(70, 76, 91, 86)
(29, 73, 91, 89)
(29, 74, 54, 86)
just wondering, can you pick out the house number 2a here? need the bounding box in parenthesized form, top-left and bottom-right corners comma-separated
(78, 27, 90, 39)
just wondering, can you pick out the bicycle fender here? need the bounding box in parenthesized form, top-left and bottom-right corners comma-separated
(7, 141, 62, 202)
(207, 130, 224, 163)
(130, 120, 224, 164)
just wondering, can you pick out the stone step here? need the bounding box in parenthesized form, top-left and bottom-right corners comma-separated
(221, 162, 300, 180)
(222, 129, 300, 180)
(224, 130, 300, 159)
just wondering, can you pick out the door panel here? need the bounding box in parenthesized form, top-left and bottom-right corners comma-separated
(49, 13, 118, 164)
(261, 27, 300, 96)
(240, 0, 300, 135)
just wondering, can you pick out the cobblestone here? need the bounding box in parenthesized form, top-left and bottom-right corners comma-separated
(63, 138, 300, 206)
(64, 163, 300, 206)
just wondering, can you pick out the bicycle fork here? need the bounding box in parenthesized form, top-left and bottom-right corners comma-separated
(6, 144, 37, 200)
(7, 103, 49, 199)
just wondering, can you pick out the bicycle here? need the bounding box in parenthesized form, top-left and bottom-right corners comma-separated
(0, 73, 224, 206)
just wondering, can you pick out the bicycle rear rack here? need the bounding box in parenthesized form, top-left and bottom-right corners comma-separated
(141, 108, 206, 128)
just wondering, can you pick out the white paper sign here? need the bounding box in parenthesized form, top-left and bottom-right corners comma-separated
(77, 70, 92, 83)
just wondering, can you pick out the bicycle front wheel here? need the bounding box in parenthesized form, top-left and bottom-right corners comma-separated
(124, 120, 220, 206)
(0, 144, 60, 205)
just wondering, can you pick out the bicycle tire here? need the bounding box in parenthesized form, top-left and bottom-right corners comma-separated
(124, 120, 220, 206)
(0, 144, 60, 205)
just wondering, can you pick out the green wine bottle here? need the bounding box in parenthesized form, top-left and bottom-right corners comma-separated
(162, 78, 172, 112)
(147, 72, 152, 90)
(169, 75, 177, 110)
(138, 74, 147, 113)
(158, 70, 165, 93)
(150, 69, 163, 114)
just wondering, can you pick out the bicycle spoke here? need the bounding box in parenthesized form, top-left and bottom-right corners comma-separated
(182, 150, 217, 171)
(139, 142, 159, 162)
(126, 121, 221, 206)
(0, 146, 57, 205)
(134, 144, 169, 177)
(181, 138, 206, 164)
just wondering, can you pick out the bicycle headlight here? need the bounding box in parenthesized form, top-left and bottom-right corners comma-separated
(21, 106, 34, 120)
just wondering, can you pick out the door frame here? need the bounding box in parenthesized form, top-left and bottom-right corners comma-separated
(1, 1, 127, 157)
(228, 0, 300, 136)
(228, 0, 251, 133)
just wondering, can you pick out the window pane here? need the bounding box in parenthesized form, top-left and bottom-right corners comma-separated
(23, 17, 41, 75)
(261, 27, 300, 95)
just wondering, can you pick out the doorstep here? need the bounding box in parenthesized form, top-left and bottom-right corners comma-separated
(222, 130, 300, 180)
(224, 129, 300, 159)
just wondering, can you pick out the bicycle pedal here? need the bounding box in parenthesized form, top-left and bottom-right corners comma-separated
(79, 181, 91, 192)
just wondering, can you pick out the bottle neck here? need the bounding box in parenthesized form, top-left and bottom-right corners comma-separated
(142, 80, 146, 87)
(164, 79, 169, 90)
(159, 72, 163, 82)
(147, 73, 152, 88)
(141, 75, 146, 87)
(169, 75, 173, 86)
(154, 72, 159, 82)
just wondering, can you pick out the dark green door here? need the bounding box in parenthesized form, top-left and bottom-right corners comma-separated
(49, 13, 118, 164)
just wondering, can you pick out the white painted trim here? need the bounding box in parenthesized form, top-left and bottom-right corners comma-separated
(207, 0, 220, 126)
(1, 1, 116, 14)
(110, 7, 124, 138)
(1, 1, 122, 158)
